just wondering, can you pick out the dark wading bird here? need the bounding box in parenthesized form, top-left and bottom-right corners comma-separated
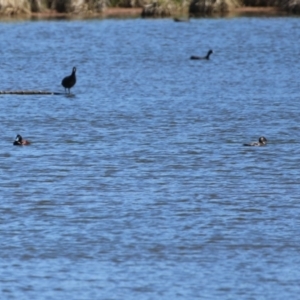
(243, 136, 267, 147)
(62, 67, 76, 94)
(190, 49, 213, 60)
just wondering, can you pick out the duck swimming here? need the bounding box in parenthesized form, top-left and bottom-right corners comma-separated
(243, 136, 267, 147)
(62, 67, 76, 94)
(190, 49, 213, 60)
(13, 134, 30, 146)
(174, 17, 190, 22)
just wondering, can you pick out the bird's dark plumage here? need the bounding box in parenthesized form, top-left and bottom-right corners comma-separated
(174, 17, 190, 22)
(13, 134, 30, 146)
(190, 50, 213, 60)
(62, 67, 76, 93)
(243, 136, 267, 147)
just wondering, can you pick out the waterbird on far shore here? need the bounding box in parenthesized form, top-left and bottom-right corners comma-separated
(62, 67, 76, 94)
(190, 49, 213, 60)
(243, 136, 267, 147)
(174, 17, 190, 22)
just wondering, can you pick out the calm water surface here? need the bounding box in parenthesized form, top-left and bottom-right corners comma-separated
(0, 16, 300, 299)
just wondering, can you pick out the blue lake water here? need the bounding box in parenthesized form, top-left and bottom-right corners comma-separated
(0, 16, 300, 299)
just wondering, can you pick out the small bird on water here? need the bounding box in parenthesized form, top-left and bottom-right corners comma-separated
(190, 49, 213, 60)
(243, 136, 267, 147)
(13, 134, 30, 146)
(61, 67, 76, 94)
(173, 17, 190, 22)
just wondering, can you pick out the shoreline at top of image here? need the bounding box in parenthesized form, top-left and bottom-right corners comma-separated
(0, 0, 299, 20)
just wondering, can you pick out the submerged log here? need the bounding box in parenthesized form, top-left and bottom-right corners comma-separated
(0, 90, 64, 95)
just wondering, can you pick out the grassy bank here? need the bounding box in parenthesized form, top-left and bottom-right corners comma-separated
(0, 0, 299, 17)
